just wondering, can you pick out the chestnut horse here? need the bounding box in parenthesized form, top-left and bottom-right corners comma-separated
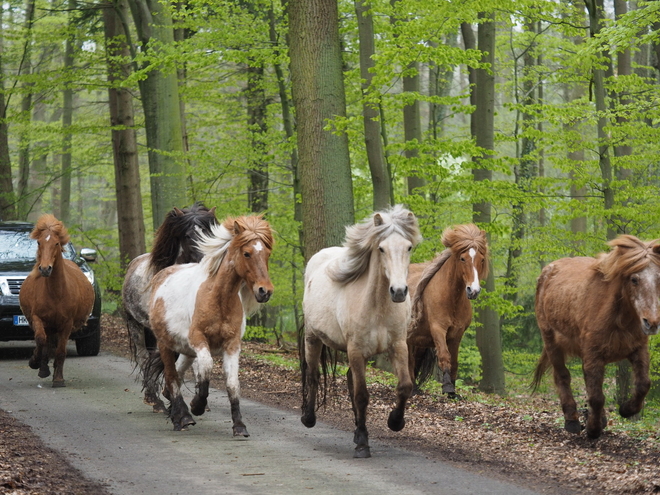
(122, 203, 217, 412)
(532, 235, 660, 439)
(19, 214, 95, 387)
(407, 224, 489, 396)
(301, 205, 421, 458)
(148, 215, 274, 434)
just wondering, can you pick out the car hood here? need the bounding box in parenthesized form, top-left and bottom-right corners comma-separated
(0, 259, 35, 274)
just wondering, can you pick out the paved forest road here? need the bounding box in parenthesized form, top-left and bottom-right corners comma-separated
(0, 345, 540, 495)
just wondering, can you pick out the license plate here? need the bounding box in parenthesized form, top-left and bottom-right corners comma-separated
(13, 315, 28, 326)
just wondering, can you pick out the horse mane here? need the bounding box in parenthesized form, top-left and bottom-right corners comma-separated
(597, 234, 660, 282)
(197, 215, 274, 278)
(410, 223, 488, 328)
(328, 204, 422, 285)
(31, 214, 70, 246)
(149, 202, 217, 274)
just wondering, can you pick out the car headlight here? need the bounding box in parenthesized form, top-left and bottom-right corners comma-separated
(0, 277, 9, 296)
(82, 270, 95, 286)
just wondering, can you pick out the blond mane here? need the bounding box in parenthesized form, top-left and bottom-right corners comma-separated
(328, 204, 421, 285)
(597, 235, 660, 282)
(31, 214, 70, 245)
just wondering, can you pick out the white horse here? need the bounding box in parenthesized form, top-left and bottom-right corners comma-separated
(300, 205, 422, 458)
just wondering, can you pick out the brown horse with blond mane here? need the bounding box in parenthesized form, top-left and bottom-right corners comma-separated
(147, 215, 274, 434)
(20, 214, 95, 387)
(407, 224, 489, 396)
(532, 234, 660, 439)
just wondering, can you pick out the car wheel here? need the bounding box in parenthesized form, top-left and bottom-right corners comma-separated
(75, 325, 101, 356)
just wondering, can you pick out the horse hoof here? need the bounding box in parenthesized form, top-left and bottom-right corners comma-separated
(353, 446, 371, 459)
(301, 414, 316, 428)
(233, 426, 250, 437)
(52, 379, 65, 388)
(190, 398, 207, 417)
(152, 402, 168, 414)
(38, 367, 51, 379)
(586, 427, 602, 440)
(173, 415, 196, 431)
(28, 358, 39, 370)
(564, 419, 582, 434)
(387, 410, 405, 432)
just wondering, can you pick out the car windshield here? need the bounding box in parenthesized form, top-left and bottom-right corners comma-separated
(0, 230, 76, 261)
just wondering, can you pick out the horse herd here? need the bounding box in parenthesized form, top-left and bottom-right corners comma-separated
(19, 205, 660, 458)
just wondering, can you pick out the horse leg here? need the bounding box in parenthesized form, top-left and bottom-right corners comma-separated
(347, 344, 370, 458)
(301, 334, 322, 429)
(160, 344, 195, 431)
(619, 346, 651, 419)
(223, 345, 249, 437)
(545, 344, 581, 434)
(387, 339, 413, 432)
(582, 358, 607, 439)
(28, 317, 50, 379)
(447, 329, 465, 399)
(430, 323, 454, 395)
(189, 349, 211, 418)
(51, 327, 71, 387)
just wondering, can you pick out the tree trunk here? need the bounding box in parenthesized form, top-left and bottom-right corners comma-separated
(247, 63, 269, 213)
(288, 0, 354, 262)
(0, 4, 15, 220)
(355, 0, 391, 210)
(17, 0, 35, 221)
(60, 0, 75, 225)
(471, 13, 505, 395)
(104, 0, 146, 267)
(127, 0, 187, 230)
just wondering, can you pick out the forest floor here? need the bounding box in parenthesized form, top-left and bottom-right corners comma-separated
(3, 313, 660, 494)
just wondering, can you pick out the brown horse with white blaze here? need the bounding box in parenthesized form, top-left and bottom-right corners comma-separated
(20, 214, 95, 387)
(532, 235, 660, 439)
(407, 224, 489, 396)
(148, 215, 274, 434)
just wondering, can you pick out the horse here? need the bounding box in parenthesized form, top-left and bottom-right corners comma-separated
(300, 205, 421, 458)
(122, 203, 217, 412)
(147, 215, 274, 434)
(19, 214, 95, 387)
(532, 234, 660, 439)
(406, 224, 489, 397)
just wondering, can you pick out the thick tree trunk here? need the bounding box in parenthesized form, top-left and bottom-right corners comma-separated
(288, 0, 354, 262)
(247, 63, 269, 213)
(103, 0, 146, 266)
(60, 0, 75, 225)
(355, 0, 391, 210)
(0, 4, 15, 220)
(471, 13, 505, 395)
(17, 0, 35, 221)
(128, 0, 187, 229)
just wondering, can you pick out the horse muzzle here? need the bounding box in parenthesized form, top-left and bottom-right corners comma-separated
(642, 318, 660, 336)
(466, 287, 481, 300)
(255, 286, 273, 304)
(38, 266, 53, 277)
(390, 286, 408, 303)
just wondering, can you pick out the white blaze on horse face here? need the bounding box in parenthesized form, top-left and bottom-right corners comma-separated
(253, 241, 264, 253)
(468, 248, 481, 292)
(46, 234, 51, 242)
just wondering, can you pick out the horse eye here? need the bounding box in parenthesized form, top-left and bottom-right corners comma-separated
(632, 276, 639, 286)
(407, 245, 412, 252)
(243, 252, 251, 258)
(460, 257, 465, 262)
(379, 247, 384, 253)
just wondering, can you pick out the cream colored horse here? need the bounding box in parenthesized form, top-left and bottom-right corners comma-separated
(301, 205, 421, 458)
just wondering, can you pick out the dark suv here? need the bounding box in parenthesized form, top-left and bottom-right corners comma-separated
(0, 221, 102, 356)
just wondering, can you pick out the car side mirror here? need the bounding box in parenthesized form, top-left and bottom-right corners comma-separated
(80, 248, 97, 262)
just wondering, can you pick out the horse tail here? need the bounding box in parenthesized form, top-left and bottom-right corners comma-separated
(144, 348, 165, 394)
(410, 249, 452, 332)
(531, 347, 550, 393)
(412, 346, 437, 388)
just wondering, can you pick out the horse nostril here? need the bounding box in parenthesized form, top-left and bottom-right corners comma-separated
(403, 286, 408, 297)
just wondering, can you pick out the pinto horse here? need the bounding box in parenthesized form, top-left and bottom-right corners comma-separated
(407, 224, 489, 396)
(122, 203, 217, 412)
(301, 205, 421, 458)
(148, 215, 274, 434)
(19, 214, 95, 387)
(532, 235, 660, 439)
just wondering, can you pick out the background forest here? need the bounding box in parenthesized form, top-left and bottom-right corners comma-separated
(2, 0, 660, 403)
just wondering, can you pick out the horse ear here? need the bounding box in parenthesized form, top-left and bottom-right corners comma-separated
(653, 243, 660, 255)
(173, 207, 184, 217)
(374, 213, 383, 226)
(233, 221, 244, 235)
(208, 206, 217, 217)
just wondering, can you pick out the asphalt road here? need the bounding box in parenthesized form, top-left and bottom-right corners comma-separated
(0, 344, 541, 495)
